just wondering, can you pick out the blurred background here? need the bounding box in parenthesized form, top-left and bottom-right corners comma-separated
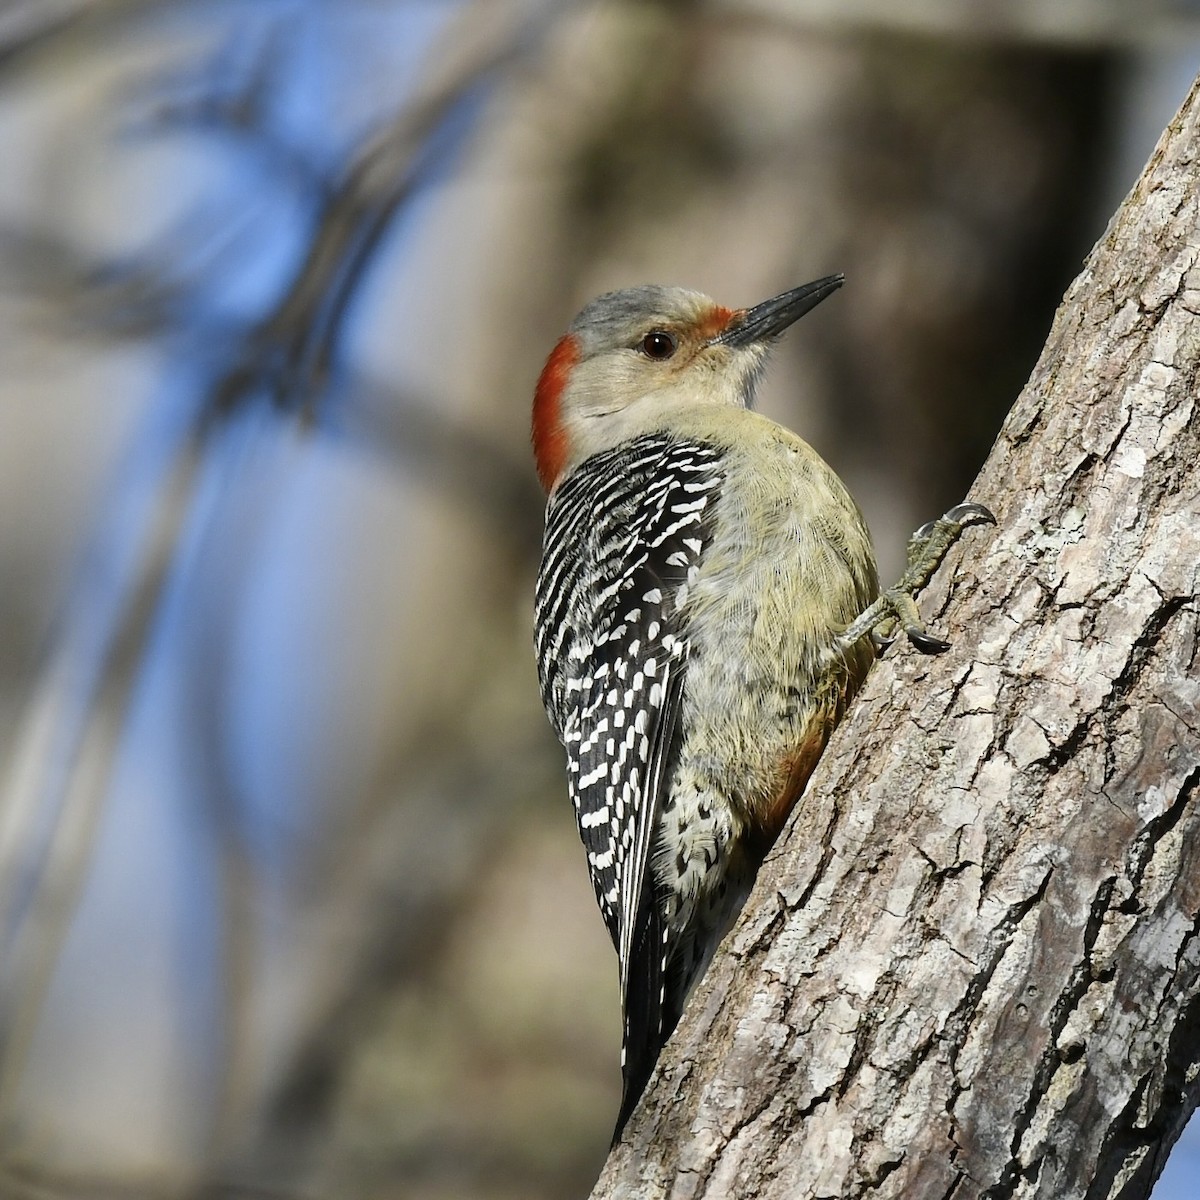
(0, 1, 1197, 1197)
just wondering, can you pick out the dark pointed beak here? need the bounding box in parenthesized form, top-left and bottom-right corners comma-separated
(712, 274, 844, 347)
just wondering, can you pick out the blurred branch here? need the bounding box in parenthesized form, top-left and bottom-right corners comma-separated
(127, 22, 335, 204)
(220, 2, 557, 420)
(0, 0, 568, 420)
(0, 420, 207, 1115)
(0, 0, 570, 1158)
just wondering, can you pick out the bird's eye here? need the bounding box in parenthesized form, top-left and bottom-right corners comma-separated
(640, 331, 677, 360)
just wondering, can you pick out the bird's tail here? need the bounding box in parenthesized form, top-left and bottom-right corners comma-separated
(612, 891, 675, 1144)
(611, 846, 760, 1143)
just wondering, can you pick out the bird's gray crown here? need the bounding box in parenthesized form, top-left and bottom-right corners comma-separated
(568, 285, 714, 355)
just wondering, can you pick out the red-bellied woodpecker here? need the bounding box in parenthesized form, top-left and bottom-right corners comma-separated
(531, 276, 993, 1142)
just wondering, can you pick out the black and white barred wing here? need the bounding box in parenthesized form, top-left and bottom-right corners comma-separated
(535, 437, 722, 934)
(534, 435, 722, 1125)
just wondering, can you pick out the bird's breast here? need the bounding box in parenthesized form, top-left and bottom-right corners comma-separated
(677, 429, 877, 833)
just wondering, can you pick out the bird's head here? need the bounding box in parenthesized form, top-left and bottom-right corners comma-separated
(531, 275, 843, 491)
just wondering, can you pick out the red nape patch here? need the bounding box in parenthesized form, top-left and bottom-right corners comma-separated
(697, 304, 737, 340)
(532, 333, 580, 492)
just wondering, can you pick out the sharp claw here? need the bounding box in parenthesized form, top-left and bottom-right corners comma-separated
(909, 503, 995, 553)
(907, 629, 952, 655)
(835, 497, 989, 669)
(945, 502, 996, 527)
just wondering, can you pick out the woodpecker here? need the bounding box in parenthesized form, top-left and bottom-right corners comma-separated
(531, 277, 992, 1142)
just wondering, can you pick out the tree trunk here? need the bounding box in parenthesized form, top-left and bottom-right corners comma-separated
(591, 71, 1200, 1200)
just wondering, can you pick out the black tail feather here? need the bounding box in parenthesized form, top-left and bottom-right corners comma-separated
(611, 884, 678, 1145)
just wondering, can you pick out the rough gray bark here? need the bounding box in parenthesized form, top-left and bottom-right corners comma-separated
(592, 72, 1200, 1200)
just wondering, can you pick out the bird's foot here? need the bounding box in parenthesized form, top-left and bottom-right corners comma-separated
(838, 502, 995, 656)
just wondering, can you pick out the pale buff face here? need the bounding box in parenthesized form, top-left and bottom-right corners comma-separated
(557, 286, 769, 458)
